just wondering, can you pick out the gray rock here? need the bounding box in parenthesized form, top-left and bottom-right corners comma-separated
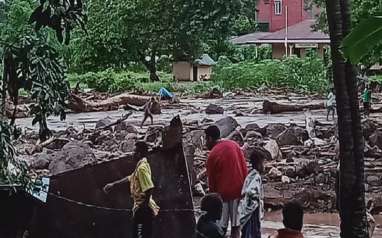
(265, 123, 287, 138)
(145, 126, 164, 143)
(30, 155, 50, 170)
(215, 117, 239, 138)
(95, 117, 113, 129)
(369, 130, 382, 150)
(114, 122, 138, 134)
(205, 104, 224, 114)
(367, 176, 380, 186)
(264, 140, 282, 161)
(276, 126, 308, 146)
(245, 131, 263, 141)
(48, 141, 96, 175)
(45, 138, 70, 150)
(228, 130, 244, 146)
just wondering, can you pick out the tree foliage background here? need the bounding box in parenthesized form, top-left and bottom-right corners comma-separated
(312, 0, 382, 67)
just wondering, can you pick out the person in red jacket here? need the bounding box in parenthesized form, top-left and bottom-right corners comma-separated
(205, 125, 248, 238)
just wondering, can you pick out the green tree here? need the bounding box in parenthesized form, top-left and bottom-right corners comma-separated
(313, 0, 382, 67)
(72, 0, 241, 80)
(325, 0, 369, 237)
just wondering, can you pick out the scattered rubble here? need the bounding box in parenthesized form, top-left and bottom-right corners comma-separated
(205, 104, 224, 114)
(14, 93, 382, 214)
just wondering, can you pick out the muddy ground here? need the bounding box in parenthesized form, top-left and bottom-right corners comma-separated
(12, 89, 382, 236)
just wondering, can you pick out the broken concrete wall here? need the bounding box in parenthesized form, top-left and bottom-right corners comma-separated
(28, 117, 195, 238)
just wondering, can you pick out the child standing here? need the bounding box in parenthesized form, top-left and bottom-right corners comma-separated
(196, 193, 225, 238)
(238, 147, 270, 238)
(326, 88, 336, 121)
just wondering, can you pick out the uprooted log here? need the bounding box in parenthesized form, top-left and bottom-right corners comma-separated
(263, 100, 325, 114)
(68, 93, 161, 114)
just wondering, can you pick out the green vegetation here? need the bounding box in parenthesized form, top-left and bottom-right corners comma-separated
(71, 52, 329, 94)
(212, 53, 328, 93)
(68, 69, 216, 95)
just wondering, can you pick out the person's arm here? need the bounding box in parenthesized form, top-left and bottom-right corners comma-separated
(206, 154, 217, 193)
(103, 176, 130, 193)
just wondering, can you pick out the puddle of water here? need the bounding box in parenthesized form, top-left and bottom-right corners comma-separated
(262, 212, 382, 238)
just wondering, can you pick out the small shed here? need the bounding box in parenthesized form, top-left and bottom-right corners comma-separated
(172, 54, 216, 81)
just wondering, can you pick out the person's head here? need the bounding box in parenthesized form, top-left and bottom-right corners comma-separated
(201, 193, 223, 220)
(249, 147, 270, 174)
(331, 87, 335, 93)
(150, 97, 156, 102)
(205, 125, 220, 150)
(282, 201, 304, 231)
(134, 141, 148, 160)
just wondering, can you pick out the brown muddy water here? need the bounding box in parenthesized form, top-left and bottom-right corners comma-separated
(262, 212, 382, 237)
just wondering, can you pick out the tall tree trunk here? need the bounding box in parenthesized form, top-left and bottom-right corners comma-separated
(138, 50, 160, 82)
(326, 0, 369, 237)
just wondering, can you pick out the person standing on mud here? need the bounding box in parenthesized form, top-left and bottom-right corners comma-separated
(326, 87, 336, 121)
(104, 141, 159, 238)
(205, 125, 248, 238)
(141, 97, 156, 128)
(239, 148, 269, 238)
(362, 84, 371, 117)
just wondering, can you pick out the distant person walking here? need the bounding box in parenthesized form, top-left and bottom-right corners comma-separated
(196, 193, 225, 238)
(326, 88, 336, 121)
(362, 84, 371, 117)
(268, 201, 304, 238)
(238, 148, 270, 238)
(141, 97, 156, 128)
(104, 141, 159, 238)
(205, 125, 248, 238)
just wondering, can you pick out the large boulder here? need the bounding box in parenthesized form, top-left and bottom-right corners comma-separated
(276, 126, 308, 146)
(215, 117, 239, 138)
(369, 130, 382, 149)
(206, 104, 224, 114)
(264, 140, 282, 161)
(244, 123, 266, 136)
(119, 133, 137, 153)
(45, 138, 70, 150)
(114, 122, 138, 134)
(227, 130, 244, 146)
(29, 153, 51, 170)
(48, 141, 97, 175)
(265, 123, 288, 138)
(363, 119, 377, 139)
(95, 117, 113, 129)
(144, 126, 164, 143)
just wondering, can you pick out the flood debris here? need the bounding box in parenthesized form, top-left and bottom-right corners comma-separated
(263, 100, 325, 114)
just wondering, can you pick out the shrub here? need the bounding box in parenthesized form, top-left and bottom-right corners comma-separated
(212, 54, 328, 93)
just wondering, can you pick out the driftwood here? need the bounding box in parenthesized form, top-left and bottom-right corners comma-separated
(68, 93, 152, 113)
(262, 100, 325, 114)
(97, 112, 133, 130)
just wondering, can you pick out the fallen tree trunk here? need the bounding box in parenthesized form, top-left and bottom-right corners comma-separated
(68, 93, 160, 113)
(263, 100, 325, 114)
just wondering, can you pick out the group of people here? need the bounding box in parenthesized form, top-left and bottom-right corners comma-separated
(197, 125, 305, 238)
(326, 83, 371, 121)
(101, 124, 305, 238)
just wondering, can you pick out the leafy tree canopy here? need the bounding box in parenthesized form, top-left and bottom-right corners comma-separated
(70, 0, 242, 79)
(312, 0, 382, 67)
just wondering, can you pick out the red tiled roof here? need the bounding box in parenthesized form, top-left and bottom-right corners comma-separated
(230, 32, 271, 45)
(231, 20, 330, 45)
